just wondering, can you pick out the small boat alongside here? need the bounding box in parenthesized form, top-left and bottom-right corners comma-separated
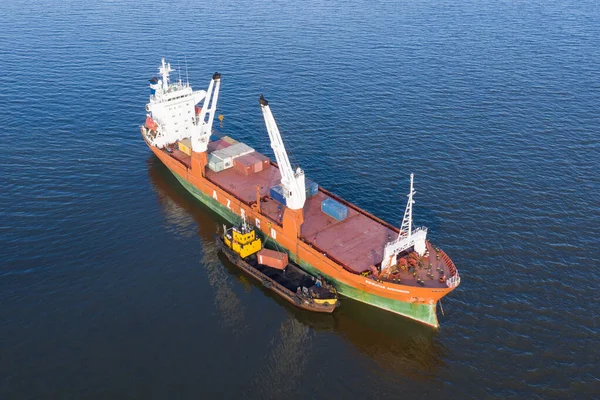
(217, 219, 339, 313)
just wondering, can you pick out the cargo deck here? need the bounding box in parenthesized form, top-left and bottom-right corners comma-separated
(162, 145, 454, 289)
(202, 151, 453, 286)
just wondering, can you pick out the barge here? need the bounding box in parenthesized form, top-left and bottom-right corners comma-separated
(217, 219, 339, 313)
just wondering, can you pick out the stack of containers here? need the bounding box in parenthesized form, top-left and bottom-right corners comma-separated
(208, 152, 232, 172)
(208, 142, 255, 172)
(233, 154, 255, 175)
(252, 153, 270, 172)
(207, 138, 232, 152)
(321, 198, 348, 221)
(220, 142, 254, 159)
(221, 136, 237, 145)
(233, 152, 271, 175)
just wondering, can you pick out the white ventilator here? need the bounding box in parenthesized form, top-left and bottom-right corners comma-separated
(142, 58, 220, 151)
(259, 95, 306, 210)
(381, 174, 428, 272)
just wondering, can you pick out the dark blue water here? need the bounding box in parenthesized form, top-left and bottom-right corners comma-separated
(2, 0, 599, 398)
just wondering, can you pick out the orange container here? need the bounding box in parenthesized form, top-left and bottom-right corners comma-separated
(252, 152, 270, 172)
(257, 249, 288, 270)
(233, 153, 256, 176)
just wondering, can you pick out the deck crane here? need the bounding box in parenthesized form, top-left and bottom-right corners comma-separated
(259, 95, 306, 210)
(381, 174, 428, 272)
(191, 72, 221, 153)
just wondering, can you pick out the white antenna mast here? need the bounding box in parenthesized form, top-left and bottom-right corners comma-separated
(159, 58, 173, 91)
(184, 55, 190, 86)
(380, 174, 428, 272)
(399, 173, 416, 241)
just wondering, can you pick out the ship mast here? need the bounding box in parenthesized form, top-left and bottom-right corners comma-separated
(259, 95, 306, 210)
(159, 58, 173, 91)
(380, 174, 428, 272)
(400, 173, 416, 243)
(191, 72, 221, 153)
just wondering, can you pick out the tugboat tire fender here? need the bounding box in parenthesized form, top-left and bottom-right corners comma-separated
(262, 279, 273, 288)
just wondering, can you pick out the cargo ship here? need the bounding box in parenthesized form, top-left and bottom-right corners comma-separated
(217, 219, 339, 313)
(140, 59, 460, 327)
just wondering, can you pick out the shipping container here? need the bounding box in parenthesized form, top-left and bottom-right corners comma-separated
(321, 198, 348, 221)
(208, 152, 233, 172)
(208, 160, 225, 172)
(178, 138, 192, 156)
(270, 184, 286, 205)
(305, 179, 319, 198)
(233, 152, 270, 175)
(233, 153, 256, 176)
(252, 152, 270, 172)
(221, 136, 238, 145)
(210, 150, 234, 164)
(219, 142, 254, 159)
(207, 138, 232, 153)
(257, 248, 288, 270)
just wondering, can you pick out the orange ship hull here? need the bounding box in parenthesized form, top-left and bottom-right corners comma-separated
(146, 138, 459, 327)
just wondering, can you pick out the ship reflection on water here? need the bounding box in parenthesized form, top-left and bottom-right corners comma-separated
(146, 156, 446, 378)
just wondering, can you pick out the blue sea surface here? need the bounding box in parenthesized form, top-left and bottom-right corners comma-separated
(1, 0, 599, 398)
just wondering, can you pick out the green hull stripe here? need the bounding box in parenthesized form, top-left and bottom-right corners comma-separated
(170, 169, 439, 328)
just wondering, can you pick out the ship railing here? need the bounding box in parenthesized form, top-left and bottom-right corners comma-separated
(439, 249, 458, 277)
(446, 273, 461, 288)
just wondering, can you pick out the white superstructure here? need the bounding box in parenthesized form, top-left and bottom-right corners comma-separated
(141, 58, 220, 150)
(381, 174, 428, 272)
(259, 95, 306, 210)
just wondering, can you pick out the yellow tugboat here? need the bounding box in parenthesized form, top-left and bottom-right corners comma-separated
(218, 218, 339, 312)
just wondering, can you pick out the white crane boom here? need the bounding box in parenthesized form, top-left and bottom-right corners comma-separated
(381, 174, 428, 272)
(191, 72, 221, 153)
(259, 95, 306, 210)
